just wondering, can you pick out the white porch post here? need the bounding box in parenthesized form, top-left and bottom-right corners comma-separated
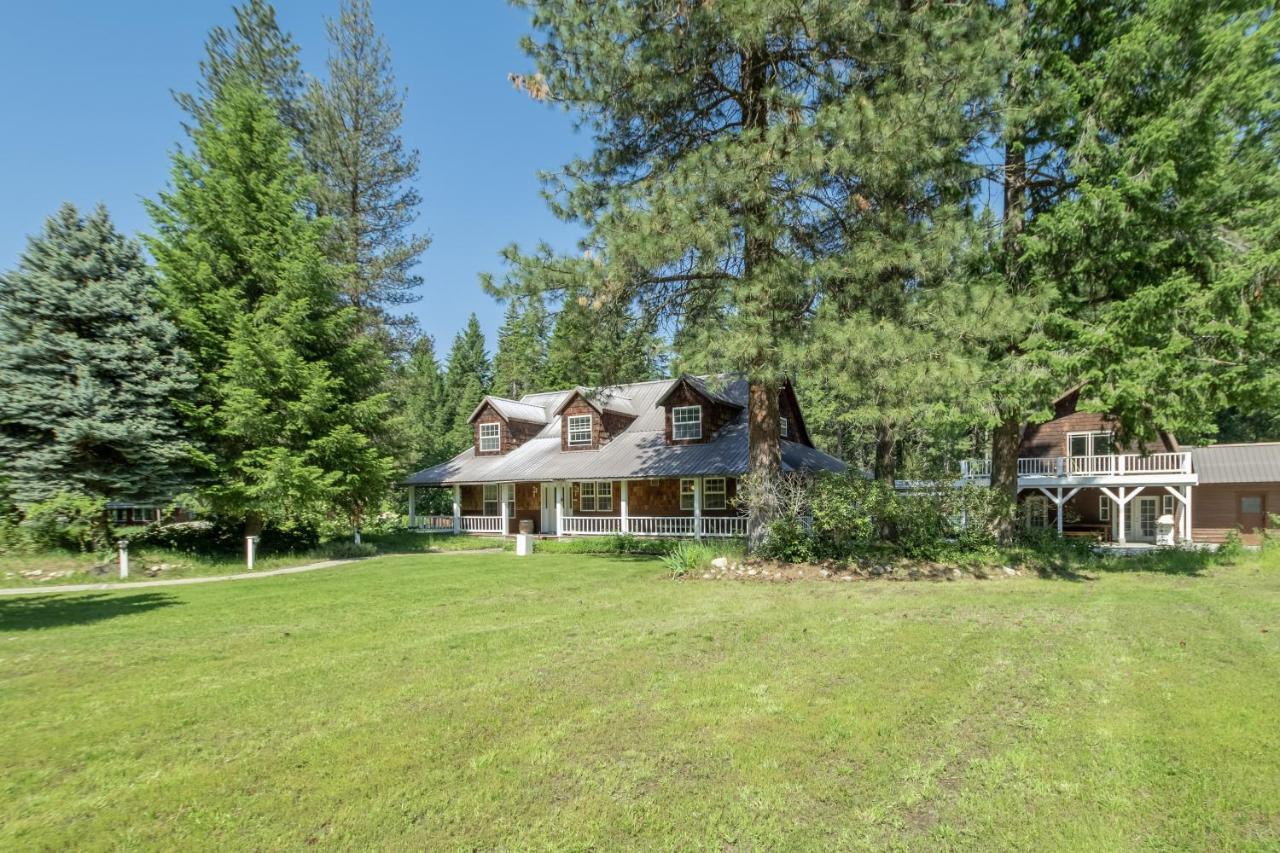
(500, 484, 510, 536)
(452, 485, 461, 534)
(1056, 487, 1064, 535)
(620, 480, 629, 534)
(555, 482, 564, 536)
(693, 476, 702, 539)
(1117, 486, 1127, 544)
(1185, 485, 1193, 543)
(407, 485, 416, 529)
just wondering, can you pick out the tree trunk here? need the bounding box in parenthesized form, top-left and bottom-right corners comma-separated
(746, 378, 782, 552)
(244, 513, 264, 540)
(873, 422, 896, 484)
(990, 415, 1022, 543)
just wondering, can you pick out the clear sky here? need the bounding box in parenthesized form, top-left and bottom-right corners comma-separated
(0, 1, 585, 351)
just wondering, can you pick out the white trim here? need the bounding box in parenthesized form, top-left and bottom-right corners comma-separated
(478, 421, 501, 452)
(482, 483, 500, 517)
(672, 405, 702, 440)
(679, 478, 696, 511)
(779, 416, 790, 439)
(1067, 430, 1114, 458)
(578, 480, 613, 513)
(1099, 494, 1110, 522)
(703, 477, 727, 510)
(566, 414, 592, 446)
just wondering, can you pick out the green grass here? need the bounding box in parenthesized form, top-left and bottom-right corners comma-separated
(1, 549, 1277, 849)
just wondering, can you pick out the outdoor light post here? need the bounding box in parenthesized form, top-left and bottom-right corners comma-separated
(117, 538, 129, 579)
(246, 535, 259, 570)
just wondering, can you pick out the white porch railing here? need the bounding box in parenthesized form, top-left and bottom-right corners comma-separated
(558, 516, 749, 538)
(414, 515, 505, 534)
(561, 516, 622, 535)
(963, 452, 1192, 479)
(417, 515, 456, 531)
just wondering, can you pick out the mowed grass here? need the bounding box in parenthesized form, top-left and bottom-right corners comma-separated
(1, 550, 1277, 850)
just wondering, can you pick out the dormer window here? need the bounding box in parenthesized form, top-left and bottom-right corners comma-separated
(567, 414, 592, 446)
(780, 416, 790, 439)
(479, 422, 500, 452)
(672, 405, 702, 440)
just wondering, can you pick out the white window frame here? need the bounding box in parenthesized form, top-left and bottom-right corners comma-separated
(1067, 430, 1114, 457)
(1024, 495, 1051, 529)
(703, 477, 727, 511)
(112, 508, 130, 523)
(566, 414, 593, 446)
(1162, 494, 1174, 517)
(478, 422, 501, 453)
(483, 483, 499, 516)
(579, 481, 613, 512)
(680, 478, 697, 511)
(780, 416, 789, 439)
(672, 405, 702, 440)
(1099, 495, 1111, 522)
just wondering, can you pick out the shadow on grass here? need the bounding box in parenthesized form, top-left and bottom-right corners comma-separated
(0, 592, 181, 631)
(1029, 547, 1219, 580)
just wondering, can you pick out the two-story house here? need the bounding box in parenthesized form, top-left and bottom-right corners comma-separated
(402, 375, 845, 537)
(957, 389, 1280, 545)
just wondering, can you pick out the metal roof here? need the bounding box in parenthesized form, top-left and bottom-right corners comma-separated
(551, 386, 638, 417)
(405, 376, 846, 486)
(1191, 442, 1280, 484)
(467, 395, 550, 425)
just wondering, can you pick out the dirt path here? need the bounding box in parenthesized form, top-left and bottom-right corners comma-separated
(0, 549, 507, 597)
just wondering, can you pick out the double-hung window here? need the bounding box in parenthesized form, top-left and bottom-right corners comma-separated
(703, 478, 727, 510)
(679, 479, 697, 511)
(479, 422, 500, 452)
(672, 405, 702, 440)
(567, 414, 592, 446)
(579, 481, 613, 512)
(1162, 494, 1175, 517)
(779, 416, 790, 439)
(1099, 495, 1111, 522)
(483, 484, 499, 516)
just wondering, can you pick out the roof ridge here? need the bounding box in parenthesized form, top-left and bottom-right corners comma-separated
(1193, 441, 1280, 448)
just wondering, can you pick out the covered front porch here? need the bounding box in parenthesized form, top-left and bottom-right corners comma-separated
(406, 476, 746, 539)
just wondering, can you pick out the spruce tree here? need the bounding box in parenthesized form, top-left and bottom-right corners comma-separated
(304, 0, 430, 351)
(147, 83, 394, 538)
(542, 289, 663, 389)
(174, 0, 307, 140)
(438, 314, 491, 454)
(0, 204, 194, 509)
(491, 297, 548, 399)
(394, 334, 447, 469)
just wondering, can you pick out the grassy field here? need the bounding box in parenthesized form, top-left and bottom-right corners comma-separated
(1, 548, 1277, 850)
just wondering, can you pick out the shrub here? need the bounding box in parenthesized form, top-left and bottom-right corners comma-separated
(758, 517, 817, 563)
(132, 518, 318, 556)
(318, 541, 378, 560)
(1219, 530, 1246, 561)
(22, 492, 109, 552)
(535, 535, 676, 556)
(660, 541, 721, 577)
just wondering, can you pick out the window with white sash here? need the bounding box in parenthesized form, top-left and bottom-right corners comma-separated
(479, 422, 500, 452)
(680, 478, 696, 511)
(1068, 431, 1113, 457)
(483, 484, 499, 516)
(567, 414, 592, 446)
(703, 478, 727, 510)
(579, 481, 613, 512)
(780, 416, 790, 439)
(672, 406, 702, 440)
(1099, 495, 1111, 522)
(1163, 494, 1174, 516)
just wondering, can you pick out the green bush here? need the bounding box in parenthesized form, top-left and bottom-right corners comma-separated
(535, 534, 677, 556)
(1219, 530, 1246, 561)
(22, 493, 109, 552)
(660, 541, 721, 577)
(318, 541, 378, 560)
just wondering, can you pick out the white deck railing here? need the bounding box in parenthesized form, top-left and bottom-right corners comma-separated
(413, 515, 505, 534)
(962, 452, 1192, 479)
(561, 516, 622, 535)
(417, 515, 456, 531)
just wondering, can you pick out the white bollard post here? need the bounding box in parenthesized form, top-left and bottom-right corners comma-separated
(118, 539, 129, 579)
(246, 535, 258, 570)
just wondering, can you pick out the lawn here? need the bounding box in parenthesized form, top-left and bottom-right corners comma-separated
(1, 549, 1277, 849)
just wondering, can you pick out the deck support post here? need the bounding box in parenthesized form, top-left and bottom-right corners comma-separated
(620, 480, 629, 534)
(1056, 487, 1063, 534)
(1185, 486, 1193, 543)
(407, 485, 416, 529)
(693, 477, 702, 539)
(452, 485, 461, 535)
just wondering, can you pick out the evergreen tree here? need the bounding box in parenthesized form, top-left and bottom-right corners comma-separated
(147, 83, 394, 537)
(491, 297, 548, 399)
(174, 0, 307, 140)
(494, 0, 992, 545)
(437, 314, 491, 454)
(0, 204, 194, 510)
(304, 0, 431, 351)
(394, 333, 447, 468)
(542, 289, 663, 389)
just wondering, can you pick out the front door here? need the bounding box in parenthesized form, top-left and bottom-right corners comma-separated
(1239, 494, 1266, 536)
(540, 482, 561, 533)
(1133, 496, 1159, 542)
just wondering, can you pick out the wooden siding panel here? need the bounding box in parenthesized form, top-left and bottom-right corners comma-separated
(1193, 484, 1280, 544)
(663, 384, 737, 445)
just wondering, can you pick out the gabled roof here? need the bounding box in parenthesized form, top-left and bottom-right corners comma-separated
(1191, 442, 1280, 484)
(551, 386, 638, 417)
(468, 395, 550, 425)
(405, 375, 844, 486)
(655, 374, 744, 409)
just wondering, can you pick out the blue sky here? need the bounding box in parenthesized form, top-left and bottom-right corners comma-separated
(0, 1, 585, 351)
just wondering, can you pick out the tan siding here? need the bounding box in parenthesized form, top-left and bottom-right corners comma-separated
(1193, 484, 1280, 544)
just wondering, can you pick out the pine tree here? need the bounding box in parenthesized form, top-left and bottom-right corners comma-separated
(147, 83, 394, 537)
(491, 297, 548, 399)
(496, 0, 994, 545)
(542, 289, 663, 389)
(304, 0, 430, 352)
(437, 314, 491, 454)
(174, 0, 307, 140)
(0, 204, 194, 510)
(395, 333, 447, 469)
